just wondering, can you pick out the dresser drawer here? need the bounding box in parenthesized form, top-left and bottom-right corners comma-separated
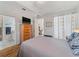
(24, 31, 31, 33)
(24, 28, 31, 31)
(23, 36, 31, 39)
(21, 24, 32, 41)
(24, 27, 31, 29)
(23, 33, 31, 35)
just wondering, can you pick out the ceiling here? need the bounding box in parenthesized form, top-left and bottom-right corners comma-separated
(0, 1, 79, 18)
(17, 1, 79, 16)
(0, 1, 35, 18)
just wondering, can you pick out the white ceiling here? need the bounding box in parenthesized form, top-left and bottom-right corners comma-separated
(0, 1, 79, 18)
(0, 1, 36, 18)
(17, 1, 79, 16)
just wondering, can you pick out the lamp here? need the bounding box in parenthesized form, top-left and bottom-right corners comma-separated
(74, 29, 79, 33)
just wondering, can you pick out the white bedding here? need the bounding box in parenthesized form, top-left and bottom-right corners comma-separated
(20, 36, 74, 57)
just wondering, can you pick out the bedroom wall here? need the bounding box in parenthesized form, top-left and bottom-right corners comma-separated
(0, 1, 36, 44)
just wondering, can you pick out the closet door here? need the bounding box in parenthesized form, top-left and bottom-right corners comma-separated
(58, 16, 64, 39)
(53, 17, 59, 39)
(64, 15, 72, 38)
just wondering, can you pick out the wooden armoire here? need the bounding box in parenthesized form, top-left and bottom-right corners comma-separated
(21, 23, 32, 42)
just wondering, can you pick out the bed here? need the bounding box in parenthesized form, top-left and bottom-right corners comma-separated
(20, 36, 74, 57)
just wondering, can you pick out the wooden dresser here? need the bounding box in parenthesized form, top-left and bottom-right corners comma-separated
(21, 24, 32, 42)
(0, 44, 20, 57)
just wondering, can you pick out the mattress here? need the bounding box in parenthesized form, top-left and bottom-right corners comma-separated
(20, 36, 74, 57)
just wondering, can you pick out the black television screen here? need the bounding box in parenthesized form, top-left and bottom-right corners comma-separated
(22, 17, 31, 24)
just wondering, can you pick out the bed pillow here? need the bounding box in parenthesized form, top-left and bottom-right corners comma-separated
(66, 32, 79, 42)
(66, 32, 76, 42)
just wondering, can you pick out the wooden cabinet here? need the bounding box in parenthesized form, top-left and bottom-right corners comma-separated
(21, 24, 32, 42)
(0, 45, 20, 57)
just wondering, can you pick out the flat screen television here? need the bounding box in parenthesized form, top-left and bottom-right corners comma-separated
(22, 17, 31, 24)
